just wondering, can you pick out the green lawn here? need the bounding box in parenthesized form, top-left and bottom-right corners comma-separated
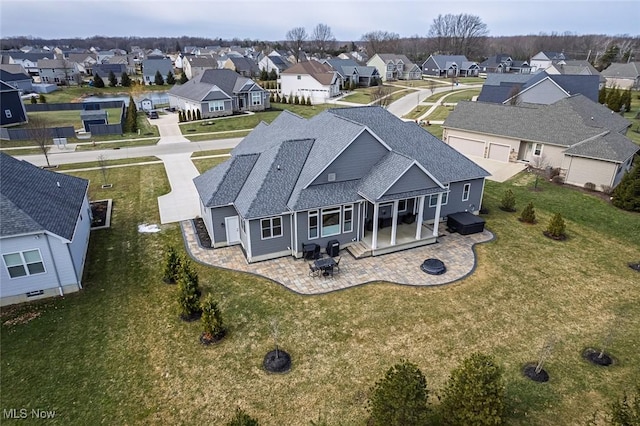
(1, 165, 638, 425)
(41, 84, 169, 104)
(341, 85, 406, 104)
(425, 124, 443, 139)
(26, 108, 122, 128)
(393, 79, 449, 88)
(426, 106, 454, 121)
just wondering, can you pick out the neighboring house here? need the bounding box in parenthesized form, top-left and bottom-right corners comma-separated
(442, 95, 638, 190)
(0, 68, 33, 93)
(37, 59, 81, 85)
(193, 106, 489, 263)
(367, 54, 421, 81)
(106, 55, 137, 75)
(2, 51, 54, 76)
(477, 71, 600, 105)
(66, 53, 98, 75)
(546, 60, 606, 89)
(421, 55, 480, 78)
(142, 58, 173, 85)
(183, 56, 218, 80)
(0, 81, 28, 126)
(321, 58, 380, 87)
(0, 153, 91, 306)
(93, 63, 127, 83)
(479, 54, 514, 73)
(223, 56, 260, 78)
(529, 51, 569, 72)
(168, 69, 269, 118)
(601, 62, 640, 90)
(258, 53, 291, 76)
(280, 60, 340, 104)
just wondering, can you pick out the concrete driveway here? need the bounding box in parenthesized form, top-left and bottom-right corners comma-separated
(466, 155, 527, 182)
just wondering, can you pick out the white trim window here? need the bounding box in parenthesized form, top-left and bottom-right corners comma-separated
(251, 92, 262, 106)
(343, 204, 353, 233)
(260, 217, 282, 239)
(462, 183, 471, 201)
(209, 101, 225, 112)
(308, 210, 319, 239)
(429, 184, 449, 207)
(398, 199, 407, 213)
(3, 249, 46, 278)
(321, 207, 341, 237)
(533, 143, 543, 156)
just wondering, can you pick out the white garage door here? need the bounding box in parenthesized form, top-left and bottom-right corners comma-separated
(488, 143, 511, 162)
(448, 137, 485, 157)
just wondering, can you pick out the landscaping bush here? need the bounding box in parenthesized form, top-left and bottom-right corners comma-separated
(439, 353, 505, 425)
(162, 246, 181, 284)
(30, 95, 37, 104)
(38, 94, 47, 103)
(200, 293, 225, 342)
(177, 258, 201, 320)
(227, 408, 259, 426)
(196, 109, 202, 120)
(601, 184, 613, 195)
(584, 182, 596, 191)
(306, 96, 312, 106)
(368, 360, 429, 426)
(499, 189, 516, 212)
(551, 175, 564, 185)
(520, 201, 536, 224)
(545, 213, 566, 239)
(187, 110, 192, 121)
(548, 167, 561, 179)
(605, 385, 640, 426)
(612, 162, 640, 212)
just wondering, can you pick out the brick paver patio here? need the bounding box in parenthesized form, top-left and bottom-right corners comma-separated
(181, 220, 494, 295)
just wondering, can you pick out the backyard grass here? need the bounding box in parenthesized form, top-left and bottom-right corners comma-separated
(1, 165, 638, 425)
(426, 106, 454, 122)
(393, 79, 450, 88)
(25, 108, 123, 128)
(41, 84, 169, 104)
(425, 124, 444, 139)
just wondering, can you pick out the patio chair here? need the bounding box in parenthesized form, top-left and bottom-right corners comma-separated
(308, 263, 320, 277)
(334, 256, 341, 273)
(323, 265, 334, 278)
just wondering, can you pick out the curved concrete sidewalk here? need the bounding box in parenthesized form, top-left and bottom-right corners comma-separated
(182, 220, 494, 295)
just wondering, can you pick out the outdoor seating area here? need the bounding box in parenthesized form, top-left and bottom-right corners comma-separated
(309, 256, 341, 278)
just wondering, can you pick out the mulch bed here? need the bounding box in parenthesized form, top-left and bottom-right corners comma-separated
(543, 231, 567, 241)
(582, 348, 614, 366)
(628, 262, 640, 272)
(91, 200, 109, 228)
(200, 330, 226, 346)
(179, 311, 202, 322)
(193, 218, 212, 248)
(523, 364, 549, 382)
(263, 349, 292, 373)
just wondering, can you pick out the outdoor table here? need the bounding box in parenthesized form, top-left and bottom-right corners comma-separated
(314, 257, 336, 276)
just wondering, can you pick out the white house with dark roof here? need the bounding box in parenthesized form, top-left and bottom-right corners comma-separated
(367, 54, 421, 81)
(529, 51, 569, 72)
(0, 153, 91, 306)
(168, 69, 269, 118)
(443, 95, 638, 190)
(321, 58, 380, 87)
(280, 61, 340, 104)
(194, 106, 489, 263)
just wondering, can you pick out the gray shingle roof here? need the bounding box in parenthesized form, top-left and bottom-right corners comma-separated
(429, 55, 469, 69)
(193, 154, 259, 207)
(169, 69, 263, 102)
(0, 153, 88, 240)
(564, 131, 639, 162)
(197, 106, 489, 218)
(601, 62, 640, 79)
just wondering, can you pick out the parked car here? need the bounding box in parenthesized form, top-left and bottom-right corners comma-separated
(148, 111, 159, 119)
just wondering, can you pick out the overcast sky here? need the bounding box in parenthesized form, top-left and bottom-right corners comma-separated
(1, 0, 638, 41)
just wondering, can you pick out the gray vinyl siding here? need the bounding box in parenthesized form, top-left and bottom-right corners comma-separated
(201, 201, 215, 243)
(0, 233, 79, 299)
(201, 99, 234, 119)
(68, 196, 92, 281)
(248, 214, 292, 257)
(296, 203, 360, 253)
(518, 79, 568, 105)
(210, 205, 238, 244)
(386, 165, 439, 195)
(310, 131, 388, 185)
(423, 178, 485, 219)
(422, 57, 438, 75)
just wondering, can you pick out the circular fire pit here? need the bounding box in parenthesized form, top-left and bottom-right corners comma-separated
(420, 258, 446, 275)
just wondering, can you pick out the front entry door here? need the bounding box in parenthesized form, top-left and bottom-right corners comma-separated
(225, 216, 240, 245)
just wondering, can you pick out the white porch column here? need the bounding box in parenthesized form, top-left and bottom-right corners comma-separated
(372, 202, 379, 250)
(390, 200, 399, 246)
(433, 192, 443, 237)
(415, 195, 425, 240)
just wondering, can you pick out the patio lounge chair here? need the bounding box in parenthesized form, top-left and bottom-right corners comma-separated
(308, 263, 320, 277)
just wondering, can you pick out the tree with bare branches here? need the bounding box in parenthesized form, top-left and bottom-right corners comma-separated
(361, 30, 400, 56)
(370, 85, 394, 108)
(311, 23, 335, 55)
(285, 27, 308, 63)
(428, 13, 489, 58)
(26, 116, 52, 167)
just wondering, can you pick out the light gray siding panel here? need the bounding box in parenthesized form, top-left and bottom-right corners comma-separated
(249, 215, 292, 258)
(210, 205, 238, 243)
(519, 79, 567, 105)
(310, 131, 388, 185)
(386, 165, 438, 195)
(68, 196, 91, 281)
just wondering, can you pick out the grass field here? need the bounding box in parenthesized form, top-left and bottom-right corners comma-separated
(341, 85, 406, 104)
(42, 84, 169, 104)
(425, 124, 444, 139)
(1, 164, 638, 425)
(25, 108, 123, 128)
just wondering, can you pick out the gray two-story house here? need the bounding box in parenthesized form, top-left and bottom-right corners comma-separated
(194, 106, 489, 262)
